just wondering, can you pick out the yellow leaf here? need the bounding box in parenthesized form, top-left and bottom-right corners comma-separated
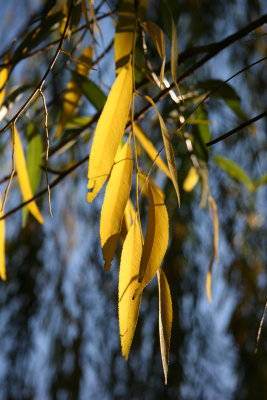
(114, 0, 148, 72)
(134, 179, 169, 298)
(206, 265, 213, 304)
(120, 199, 135, 244)
(142, 21, 165, 85)
(0, 64, 8, 108)
(170, 16, 183, 100)
(87, 64, 133, 202)
(100, 142, 133, 271)
(183, 166, 199, 192)
(142, 95, 180, 206)
(0, 195, 6, 281)
(119, 218, 143, 360)
(134, 123, 171, 179)
(14, 127, 43, 225)
(157, 268, 172, 384)
(55, 46, 93, 137)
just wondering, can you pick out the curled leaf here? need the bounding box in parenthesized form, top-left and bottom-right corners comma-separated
(142, 21, 166, 84)
(134, 123, 171, 179)
(134, 179, 169, 298)
(87, 64, 132, 202)
(120, 199, 136, 244)
(14, 127, 43, 225)
(100, 142, 133, 271)
(142, 95, 180, 206)
(157, 268, 172, 384)
(119, 218, 143, 360)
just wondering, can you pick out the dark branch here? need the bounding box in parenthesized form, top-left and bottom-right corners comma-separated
(0, 0, 74, 136)
(206, 110, 267, 146)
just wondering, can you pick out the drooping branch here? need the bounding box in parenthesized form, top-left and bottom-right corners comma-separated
(0, 0, 74, 136)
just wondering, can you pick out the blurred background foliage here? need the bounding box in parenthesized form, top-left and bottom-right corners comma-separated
(0, 0, 266, 399)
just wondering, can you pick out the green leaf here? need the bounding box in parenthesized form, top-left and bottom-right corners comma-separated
(191, 107, 211, 161)
(213, 155, 255, 191)
(72, 71, 107, 112)
(22, 122, 43, 226)
(256, 173, 267, 189)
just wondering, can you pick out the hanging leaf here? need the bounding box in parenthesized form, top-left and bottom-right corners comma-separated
(134, 179, 169, 298)
(72, 72, 107, 112)
(87, 64, 132, 202)
(55, 46, 93, 137)
(213, 155, 255, 192)
(120, 199, 136, 244)
(100, 142, 133, 271)
(142, 21, 166, 84)
(119, 218, 143, 360)
(22, 123, 43, 226)
(183, 166, 199, 192)
(134, 123, 171, 179)
(256, 173, 267, 189)
(142, 95, 180, 206)
(0, 194, 6, 281)
(206, 194, 219, 303)
(157, 268, 172, 384)
(0, 63, 8, 108)
(170, 15, 183, 100)
(14, 127, 43, 225)
(114, 0, 148, 72)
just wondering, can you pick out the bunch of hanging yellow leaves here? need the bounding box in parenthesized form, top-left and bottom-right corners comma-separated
(86, 0, 180, 384)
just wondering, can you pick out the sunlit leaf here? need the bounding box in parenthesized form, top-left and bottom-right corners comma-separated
(0, 194, 6, 281)
(183, 166, 199, 192)
(134, 123, 171, 179)
(14, 127, 43, 225)
(142, 95, 180, 206)
(22, 123, 43, 226)
(119, 218, 143, 360)
(134, 179, 169, 298)
(114, 0, 148, 72)
(157, 268, 172, 384)
(213, 155, 255, 191)
(142, 21, 166, 84)
(120, 199, 135, 244)
(206, 194, 219, 303)
(0, 63, 8, 107)
(100, 142, 133, 271)
(87, 64, 132, 202)
(56, 46, 93, 137)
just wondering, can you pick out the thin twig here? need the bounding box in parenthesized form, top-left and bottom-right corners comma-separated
(39, 88, 53, 217)
(255, 299, 267, 354)
(206, 110, 267, 146)
(1, 124, 15, 212)
(0, 0, 74, 135)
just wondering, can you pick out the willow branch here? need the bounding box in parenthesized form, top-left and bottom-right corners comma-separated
(206, 110, 267, 146)
(0, 0, 74, 136)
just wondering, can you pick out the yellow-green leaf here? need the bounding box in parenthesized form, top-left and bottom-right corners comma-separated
(157, 268, 172, 384)
(119, 218, 143, 360)
(142, 21, 165, 85)
(142, 95, 180, 206)
(14, 127, 43, 225)
(134, 179, 169, 298)
(55, 46, 93, 138)
(87, 64, 133, 202)
(134, 123, 171, 179)
(100, 142, 133, 271)
(183, 166, 199, 192)
(206, 194, 219, 303)
(0, 195, 6, 281)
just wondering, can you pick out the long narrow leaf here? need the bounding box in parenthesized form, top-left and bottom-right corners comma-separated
(0, 195, 6, 281)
